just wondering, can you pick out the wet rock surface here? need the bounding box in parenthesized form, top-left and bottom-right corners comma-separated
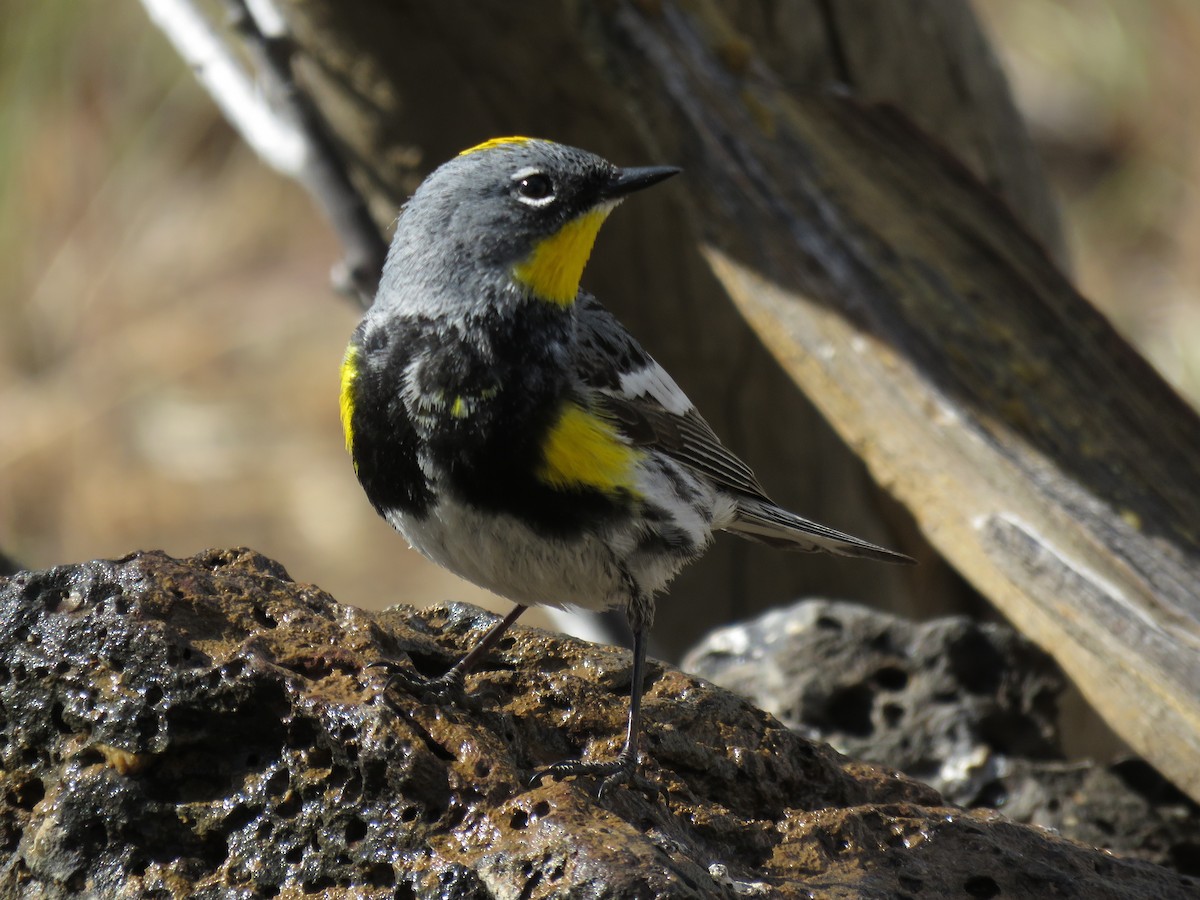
(0, 550, 1195, 898)
(683, 598, 1200, 878)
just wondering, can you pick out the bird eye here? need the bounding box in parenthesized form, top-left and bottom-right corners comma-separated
(514, 173, 555, 205)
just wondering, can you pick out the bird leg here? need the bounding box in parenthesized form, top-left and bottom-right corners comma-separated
(374, 603, 528, 703)
(531, 612, 666, 800)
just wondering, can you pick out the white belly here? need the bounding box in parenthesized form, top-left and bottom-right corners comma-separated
(386, 458, 735, 612)
(388, 499, 630, 610)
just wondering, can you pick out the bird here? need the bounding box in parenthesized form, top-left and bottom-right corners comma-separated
(339, 136, 913, 793)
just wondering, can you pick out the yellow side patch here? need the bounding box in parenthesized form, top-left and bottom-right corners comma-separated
(339, 344, 359, 457)
(513, 205, 614, 306)
(538, 403, 641, 496)
(458, 136, 534, 157)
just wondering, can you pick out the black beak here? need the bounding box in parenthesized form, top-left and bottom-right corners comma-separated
(602, 165, 681, 200)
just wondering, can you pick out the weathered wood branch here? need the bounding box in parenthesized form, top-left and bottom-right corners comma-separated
(576, 1, 1200, 799)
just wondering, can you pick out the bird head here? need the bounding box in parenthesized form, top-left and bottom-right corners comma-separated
(382, 137, 680, 308)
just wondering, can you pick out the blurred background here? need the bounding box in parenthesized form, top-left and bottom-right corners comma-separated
(1, 0, 1197, 624)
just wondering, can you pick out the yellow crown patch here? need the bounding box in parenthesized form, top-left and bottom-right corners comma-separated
(458, 136, 535, 157)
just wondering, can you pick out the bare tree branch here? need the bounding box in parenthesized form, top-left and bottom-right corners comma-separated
(139, 0, 387, 307)
(139, 0, 308, 174)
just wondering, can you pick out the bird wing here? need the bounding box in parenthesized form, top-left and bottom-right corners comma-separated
(573, 297, 915, 565)
(573, 297, 769, 499)
(594, 392, 771, 498)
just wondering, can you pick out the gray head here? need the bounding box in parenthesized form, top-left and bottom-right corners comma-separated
(377, 137, 679, 311)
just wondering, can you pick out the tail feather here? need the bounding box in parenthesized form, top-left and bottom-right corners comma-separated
(727, 499, 914, 564)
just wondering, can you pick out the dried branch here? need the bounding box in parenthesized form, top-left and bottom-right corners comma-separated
(139, 0, 387, 307)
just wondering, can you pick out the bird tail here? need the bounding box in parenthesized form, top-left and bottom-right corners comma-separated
(726, 498, 914, 564)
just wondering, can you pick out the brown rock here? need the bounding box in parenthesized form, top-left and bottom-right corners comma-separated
(0, 549, 1194, 898)
(683, 598, 1200, 877)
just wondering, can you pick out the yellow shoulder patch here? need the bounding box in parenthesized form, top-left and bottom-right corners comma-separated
(458, 136, 535, 157)
(538, 403, 641, 496)
(513, 205, 614, 306)
(339, 344, 359, 458)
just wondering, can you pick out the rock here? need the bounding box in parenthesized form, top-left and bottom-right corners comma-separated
(994, 757, 1200, 877)
(0, 550, 1193, 899)
(682, 599, 1068, 802)
(683, 598, 1200, 877)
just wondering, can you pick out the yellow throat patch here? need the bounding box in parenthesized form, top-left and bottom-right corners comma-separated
(339, 344, 359, 458)
(513, 205, 615, 306)
(538, 403, 641, 496)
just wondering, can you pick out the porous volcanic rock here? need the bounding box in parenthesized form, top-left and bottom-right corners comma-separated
(0, 550, 1195, 898)
(683, 598, 1200, 876)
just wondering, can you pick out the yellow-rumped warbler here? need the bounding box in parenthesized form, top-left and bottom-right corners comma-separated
(339, 137, 912, 791)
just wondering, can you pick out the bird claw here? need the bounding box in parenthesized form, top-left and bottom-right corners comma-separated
(368, 657, 466, 705)
(529, 754, 668, 803)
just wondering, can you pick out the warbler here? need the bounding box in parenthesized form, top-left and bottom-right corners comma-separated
(340, 137, 912, 791)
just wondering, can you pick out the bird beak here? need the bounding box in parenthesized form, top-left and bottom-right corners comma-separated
(602, 166, 681, 200)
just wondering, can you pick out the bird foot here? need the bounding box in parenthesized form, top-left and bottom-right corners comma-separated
(369, 657, 467, 706)
(530, 753, 668, 802)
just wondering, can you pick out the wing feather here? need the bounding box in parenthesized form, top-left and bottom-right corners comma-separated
(595, 392, 768, 498)
(572, 296, 914, 565)
(573, 296, 769, 498)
